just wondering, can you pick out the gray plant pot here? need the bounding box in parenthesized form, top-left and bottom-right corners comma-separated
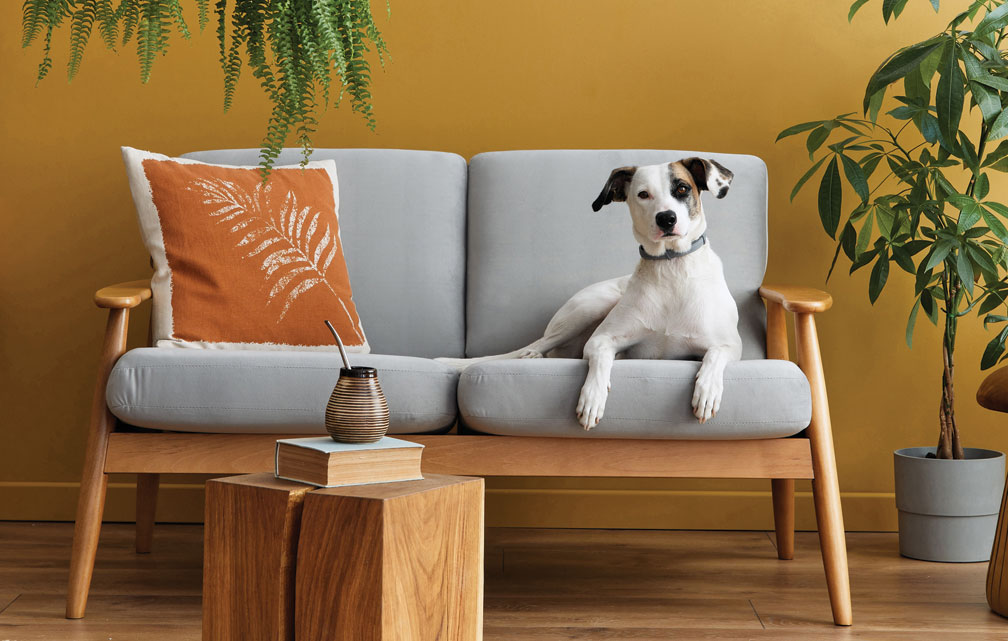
(894, 447, 1005, 562)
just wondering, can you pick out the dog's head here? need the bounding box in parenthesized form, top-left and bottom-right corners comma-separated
(591, 158, 733, 253)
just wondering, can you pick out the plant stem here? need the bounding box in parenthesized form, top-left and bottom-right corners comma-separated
(937, 272, 964, 460)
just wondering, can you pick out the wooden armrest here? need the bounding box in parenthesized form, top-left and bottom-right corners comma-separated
(95, 280, 152, 309)
(759, 284, 832, 314)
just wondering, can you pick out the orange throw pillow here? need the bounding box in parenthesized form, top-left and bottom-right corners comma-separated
(122, 147, 368, 352)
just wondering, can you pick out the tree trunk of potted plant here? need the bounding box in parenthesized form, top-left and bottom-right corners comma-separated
(779, 0, 1008, 561)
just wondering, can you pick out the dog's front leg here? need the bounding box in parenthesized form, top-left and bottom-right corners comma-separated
(576, 334, 618, 430)
(692, 344, 741, 424)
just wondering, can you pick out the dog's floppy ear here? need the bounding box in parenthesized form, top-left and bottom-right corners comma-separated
(681, 158, 734, 199)
(591, 166, 637, 211)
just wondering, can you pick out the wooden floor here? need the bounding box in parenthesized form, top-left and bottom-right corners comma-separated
(1, 522, 1006, 640)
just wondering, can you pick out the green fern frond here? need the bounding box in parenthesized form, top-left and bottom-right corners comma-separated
(196, 0, 208, 30)
(68, 0, 98, 79)
(96, 0, 119, 49)
(118, 0, 140, 46)
(22, 0, 50, 46)
(23, 0, 389, 175)
(167, 0, 191, 40)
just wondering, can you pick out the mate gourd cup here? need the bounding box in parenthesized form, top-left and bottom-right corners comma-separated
(325, 366, 390, 443)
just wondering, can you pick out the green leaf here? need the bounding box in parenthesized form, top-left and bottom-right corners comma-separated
(982, 139, 1008, 167)
(983, 207, 1008, 243)
(906, 298, 921, 348)
(806, 127, 830, 159)
(986, 201, 1008, 218)
(957, 247, 975, 295)
(959, 131, 980, 174)
(971, 39, 1002, 63)
(840, 153, 870, 203)
(936, 43, 965, 149)
(849, 0, 871, 21)
(882, 0, 898, 23)
(863, 39, 944, 114)
(841, 221, 858, 261)
(988, 108, 1008, 142)
(981, 327, 1008, 369)
(892, 245, 915, 273)
(857, 210, 875, 254)
(868, 88, 885, 123)
(970, 82, 1001, 124)
(829, 222, 857, 282)
(979, 292, 1005, 316)
(862, 153, 883, 179)
(975, 2, 1008, 37)
(790, 155, 828, 202)
(869, 252, 890, 303)
(925, 239, 954, 271)
(959, 206, 983, 232)
(851, 248, 878, 274)
(922, 288, 938, 322)
(967, 243, 998, 275)
(776, 120, 823, 142)
(920, 43, 945, 88)
(920, 113, 942, 145)
(971, 73, 1008, 92)
(929, 0, 940, 10)
(976, 172, 990, 199)
(818, 157, 842, 239)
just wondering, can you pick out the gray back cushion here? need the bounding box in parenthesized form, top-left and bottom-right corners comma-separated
(181, 149, 468, 358)
(465, 150, 768, 360)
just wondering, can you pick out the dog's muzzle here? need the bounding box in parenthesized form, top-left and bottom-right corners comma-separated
(655, 210, 677, 233)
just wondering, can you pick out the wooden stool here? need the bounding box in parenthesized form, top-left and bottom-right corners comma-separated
(203, 472, 483, 641)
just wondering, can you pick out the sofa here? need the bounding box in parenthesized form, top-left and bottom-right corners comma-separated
(68, 148, 851, 625)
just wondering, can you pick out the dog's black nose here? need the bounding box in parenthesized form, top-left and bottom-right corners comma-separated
(655, 210, 677, 230)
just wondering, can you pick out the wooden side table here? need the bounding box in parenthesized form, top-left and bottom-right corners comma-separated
(203, 472, 483, 641)
(978, 366, 1008, 617)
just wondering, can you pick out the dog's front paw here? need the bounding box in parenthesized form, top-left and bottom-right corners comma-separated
(518, 348, 543, 359)
(576, 381, 608, 430)
(691, 375, 723, 424)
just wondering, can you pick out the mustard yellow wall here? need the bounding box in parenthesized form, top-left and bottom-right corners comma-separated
(2, 0, 1003, 530)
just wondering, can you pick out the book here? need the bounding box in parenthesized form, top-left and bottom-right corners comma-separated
(274, 436, 424, 488)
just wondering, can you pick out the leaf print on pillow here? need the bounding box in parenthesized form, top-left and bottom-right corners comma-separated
(188, 176, 364, 341)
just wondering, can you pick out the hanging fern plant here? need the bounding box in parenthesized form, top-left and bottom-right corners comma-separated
(21, 0, 388, 174)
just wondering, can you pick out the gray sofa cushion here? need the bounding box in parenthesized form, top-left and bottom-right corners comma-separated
(465, 150, 769, 360)
(107, 348, 458, 434)
(180, 148, 468, 359)
(458, 359, 811, 440)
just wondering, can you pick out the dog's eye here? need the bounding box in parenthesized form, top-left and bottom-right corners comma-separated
(637, 190, 650, 199)
(675, 185, 689, 196)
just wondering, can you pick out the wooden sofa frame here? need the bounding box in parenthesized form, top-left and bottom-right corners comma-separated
(66, 279, 852, 626)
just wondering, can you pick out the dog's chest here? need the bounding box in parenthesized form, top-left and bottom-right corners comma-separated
(625, 253, 737, 357)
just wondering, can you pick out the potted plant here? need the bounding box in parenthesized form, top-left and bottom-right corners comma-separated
(778, 0, 1008, 561)
(21, 0, 387, 174)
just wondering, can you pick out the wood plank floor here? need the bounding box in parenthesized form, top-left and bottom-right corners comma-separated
(1, 522, 1007, 640)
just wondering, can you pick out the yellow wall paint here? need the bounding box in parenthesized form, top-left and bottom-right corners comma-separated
(2, 1, 1006, 529)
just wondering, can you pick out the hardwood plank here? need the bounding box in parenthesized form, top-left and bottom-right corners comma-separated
(3, 523, 1006, 639)
(105, 433, 815, 479)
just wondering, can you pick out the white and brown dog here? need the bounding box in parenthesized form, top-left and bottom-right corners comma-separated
(439, 158, 742, 429)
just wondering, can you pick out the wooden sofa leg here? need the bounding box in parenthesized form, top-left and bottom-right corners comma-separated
(67, 308, 129, 619)
(135, 473, 160, 554)
(771, 478, 795, 560)
(795, 312, 852, 626)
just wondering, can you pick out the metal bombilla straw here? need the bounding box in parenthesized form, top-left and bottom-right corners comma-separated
(324, 320, 352, 370)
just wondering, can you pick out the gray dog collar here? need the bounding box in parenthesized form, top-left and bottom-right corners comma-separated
(639, 234, 707, 261)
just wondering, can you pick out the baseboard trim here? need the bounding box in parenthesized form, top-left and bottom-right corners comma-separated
(0, 481, 898, 530)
